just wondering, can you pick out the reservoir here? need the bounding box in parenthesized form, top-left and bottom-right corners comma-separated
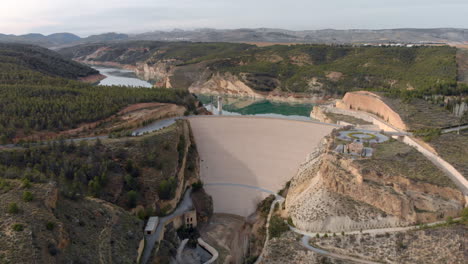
(93, 66, 315, 120)
(196, 94, 314, 121)
(93, 66, 153, 87)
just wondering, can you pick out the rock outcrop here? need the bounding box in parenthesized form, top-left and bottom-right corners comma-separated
(336, 91, 408, 130)
(286, 136, 465, 233)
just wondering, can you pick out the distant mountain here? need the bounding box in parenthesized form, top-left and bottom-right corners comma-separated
(131, 28, 468, 44)
(1, 28, 466, 48)
(0, 32, 129, 48)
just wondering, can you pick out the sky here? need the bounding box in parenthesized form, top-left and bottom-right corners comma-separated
(1, 0, 467, 36)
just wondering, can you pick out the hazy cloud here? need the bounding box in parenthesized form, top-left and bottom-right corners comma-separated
(0, 0, 467, 36)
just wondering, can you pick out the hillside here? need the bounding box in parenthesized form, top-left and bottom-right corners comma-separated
(0, 43, 99, 80)
(0, 32, 128, 48)
(286, 132, 464, 233)
(59, 42, 463, 99)
(3, 28, 467, 48)
(0, 119, 201, 263)
(0, 43, 198, 143)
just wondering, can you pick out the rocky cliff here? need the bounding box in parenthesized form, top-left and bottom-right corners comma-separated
(336, 91, 408, 130)
(285, 135, 465, 233)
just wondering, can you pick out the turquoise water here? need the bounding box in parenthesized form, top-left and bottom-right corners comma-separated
(196, 94, 314, 121)
(91, 67, 315, 120)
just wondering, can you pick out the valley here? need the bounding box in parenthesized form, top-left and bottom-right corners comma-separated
(0, 38, 467, 264)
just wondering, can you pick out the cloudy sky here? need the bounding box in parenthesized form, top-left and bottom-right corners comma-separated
(1, 0, 467, 36)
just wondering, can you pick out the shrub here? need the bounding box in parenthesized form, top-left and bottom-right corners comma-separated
(191, 180, 203, 191)
(21, 178, 31, 188)
(341, 231, 345, 236)
(158, 177, 177, 200)
(22, 191, 34, 202)
(48, 243, 58, 256)
(446, 216, 454, 225)
(7, 203, 19, 214)
(244, 256, 258, 264)
(46, 221, 55, 231)
(268, 215, 289, 239)
(12, 223, 24, 231)
(127, 190, 138, 208)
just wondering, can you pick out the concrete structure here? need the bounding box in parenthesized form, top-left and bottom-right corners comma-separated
(188, 116, 335, 216)
(144, 217, 159, 235)
(347, 140, 364, 154)
(217, 96, 223, 114)
(173, 210, 197, 229)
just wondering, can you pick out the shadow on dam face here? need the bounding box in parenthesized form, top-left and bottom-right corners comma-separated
(188, 116, 334, 217)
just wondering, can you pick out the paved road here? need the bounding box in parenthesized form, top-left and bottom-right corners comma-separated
(254, 197, 284, 264)
(442, 124, 468, 134)
(141, 188, 194, 264)
(301, 236, 379, 264)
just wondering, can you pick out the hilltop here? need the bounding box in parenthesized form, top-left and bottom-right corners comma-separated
(0, 43, 99, 81)
(0, 43, 198, 143)
(2, 28, 467, 48)
(59, 41, 463, 98)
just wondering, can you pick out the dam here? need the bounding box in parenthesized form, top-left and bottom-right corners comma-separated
(188, 116, 335, 216)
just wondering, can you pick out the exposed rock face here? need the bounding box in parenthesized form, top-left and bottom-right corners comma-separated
(310, 105, 333, 123)
(188, 72, 261, 97)
(286, 138, 464, 233)
(134, 60, 177, 88)
(337, 91, 408, 130)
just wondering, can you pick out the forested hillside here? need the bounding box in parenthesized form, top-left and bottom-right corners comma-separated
(0, 43, 196, 143)
(59, 42, 467, 97)
(0, 43, 99, 80)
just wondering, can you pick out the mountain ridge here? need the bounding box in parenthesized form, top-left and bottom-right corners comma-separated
(1, 28, 466, 48)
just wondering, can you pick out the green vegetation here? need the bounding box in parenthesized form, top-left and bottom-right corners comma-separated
(348, 132, 377, 140)
(12, 223, 24, 232)
(413, 128, 442, 142)
(257, 195, 275, 218)
(60, 42, 466, 97)
(322, 112, 372, 125)
(0, 43, 196, 143)
(381, 96, 462, 130)
(356, 139, 456, 187)
(45, 221, 55, 231)
(7, 202, 19, 214)
(0, 43, 98, 80)
(0, 122, 188, 209)
(22, 191, 33, 202)
(191, 180, 203, 191)
(157, 177, 177, 200)
(268, 215, 289, 239)
(429, 130, 468, 179)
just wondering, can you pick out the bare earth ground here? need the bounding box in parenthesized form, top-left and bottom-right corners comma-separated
(188, 117, 334, 216)
(13, 103, 185, 142)
(199, 213, 251, 264)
